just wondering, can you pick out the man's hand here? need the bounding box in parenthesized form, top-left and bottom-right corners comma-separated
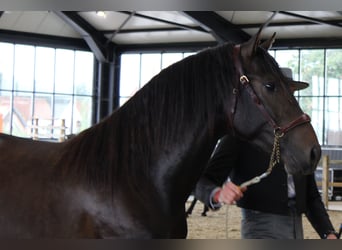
(326, 233, 338, 239)
(213, 182, 247, 205)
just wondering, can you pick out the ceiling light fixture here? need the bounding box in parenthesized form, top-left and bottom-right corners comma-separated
(96, 11, 106, 18)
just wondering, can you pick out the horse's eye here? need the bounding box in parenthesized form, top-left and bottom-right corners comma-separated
(264, 82, 275, 92)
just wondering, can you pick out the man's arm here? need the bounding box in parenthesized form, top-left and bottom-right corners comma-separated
(194, 135, 246, 209)
(305, 174, 337, 239)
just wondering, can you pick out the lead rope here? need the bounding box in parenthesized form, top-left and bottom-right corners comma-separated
(224, 130, 284, 238)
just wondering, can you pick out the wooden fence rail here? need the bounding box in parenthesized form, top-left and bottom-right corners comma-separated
(317, 155, 342, 208)
(29, 118, 67, 142)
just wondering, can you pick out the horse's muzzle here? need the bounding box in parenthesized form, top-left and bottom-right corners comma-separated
(294, 143, 321, 175)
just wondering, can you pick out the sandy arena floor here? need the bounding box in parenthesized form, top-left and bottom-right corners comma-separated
(186, 200, 342, 239)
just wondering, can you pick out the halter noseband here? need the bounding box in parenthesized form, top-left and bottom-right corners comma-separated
(231, 45, 311, 136)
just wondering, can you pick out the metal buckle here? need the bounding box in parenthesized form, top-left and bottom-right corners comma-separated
(239, 75, 249, 84)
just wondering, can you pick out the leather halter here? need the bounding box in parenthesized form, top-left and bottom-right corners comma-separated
(231, 45, 311, 135)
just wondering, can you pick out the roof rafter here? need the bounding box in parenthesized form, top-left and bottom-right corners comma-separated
(54, 11, 114, 62)
(237, 19, 342, 29)
(119, 11, 207, 33)
(279, 11, 342, 29)
(182, 11, 250, 44)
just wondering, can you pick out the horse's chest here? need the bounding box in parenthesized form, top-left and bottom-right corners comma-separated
(64, 188, 153, 238)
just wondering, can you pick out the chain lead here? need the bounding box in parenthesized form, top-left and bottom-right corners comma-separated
(266, 130, 283, 174)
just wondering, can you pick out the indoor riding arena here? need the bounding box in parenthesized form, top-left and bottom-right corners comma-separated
(0, 10, 341, 240)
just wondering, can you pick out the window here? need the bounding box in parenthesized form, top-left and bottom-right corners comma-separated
(274, 48, 342, 147)
(0, 42, 94, 139)
(119, 52, 195, 106)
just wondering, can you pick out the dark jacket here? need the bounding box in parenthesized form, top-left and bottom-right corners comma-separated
(194, 135, 336, 239)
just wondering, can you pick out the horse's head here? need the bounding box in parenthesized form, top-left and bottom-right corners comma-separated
(231, 27, 321, 175)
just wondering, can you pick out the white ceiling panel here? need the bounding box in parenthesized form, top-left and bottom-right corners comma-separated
(123, 13, 195, 30)
(290, 11, 341, 20)
(138, 11, 198, 26)
(111, 29, 215, 44)
(123, 16, 177, 30)
(79, 11, 200, 31)
(0, 11, 80, 38)
(217, 11, 342, 24)
(244, 25, 342, 39)
(78, 11, 131, 31)
(217, 11, 275, 24)
(0, 11, 341, 48)
(39, 12, 81, 38)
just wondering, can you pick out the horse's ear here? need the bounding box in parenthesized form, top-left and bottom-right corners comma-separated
(260, 32, 276, 50)
(240, 26, 263, 59)
(240, 12, 277, 58)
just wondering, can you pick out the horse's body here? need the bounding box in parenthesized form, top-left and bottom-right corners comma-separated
(0, 28, 321, 238)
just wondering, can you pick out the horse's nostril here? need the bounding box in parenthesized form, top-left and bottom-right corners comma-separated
(310, 144, 321, 167)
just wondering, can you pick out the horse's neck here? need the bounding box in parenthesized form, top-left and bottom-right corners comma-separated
(152, 124, 218, 209)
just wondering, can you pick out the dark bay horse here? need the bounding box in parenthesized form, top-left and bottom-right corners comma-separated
(0, 27, 321, 238)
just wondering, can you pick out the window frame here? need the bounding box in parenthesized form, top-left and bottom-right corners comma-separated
(0, 41, 95, 139)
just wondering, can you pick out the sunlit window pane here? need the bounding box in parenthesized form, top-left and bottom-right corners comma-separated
(35, 47, 55, 93)
(268, 50, 275, 57)
(161, 53, 183, 69)
(55, 49, 74, 94)
(73, 96, 92, 133)
(140, 53, 161, 86)
(74, 51, 94, 95)
(301, 50, 325, 97)
(183, 52, 195, 58)
(0, 43, 14, 90)
(275, 50, 299, 70)
(325, 97, 342, 146)
(34, 94, 53, 119)
(0, 41, 94, 138)
(0, 90, 11, 134)
(120, 54, 141, 98)
(13, 92, 33, 137)
(54, 95, 72, 135)
(14, 45, 35, 92)
(326, 49, 342, 97)
(119, 52, 196, 106)
(119, 97, 130, 106)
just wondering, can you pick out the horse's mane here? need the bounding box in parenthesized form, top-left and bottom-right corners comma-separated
(56, 43, 238, 190)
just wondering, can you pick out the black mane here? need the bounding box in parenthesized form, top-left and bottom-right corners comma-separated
(57, 43, 236, 190)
